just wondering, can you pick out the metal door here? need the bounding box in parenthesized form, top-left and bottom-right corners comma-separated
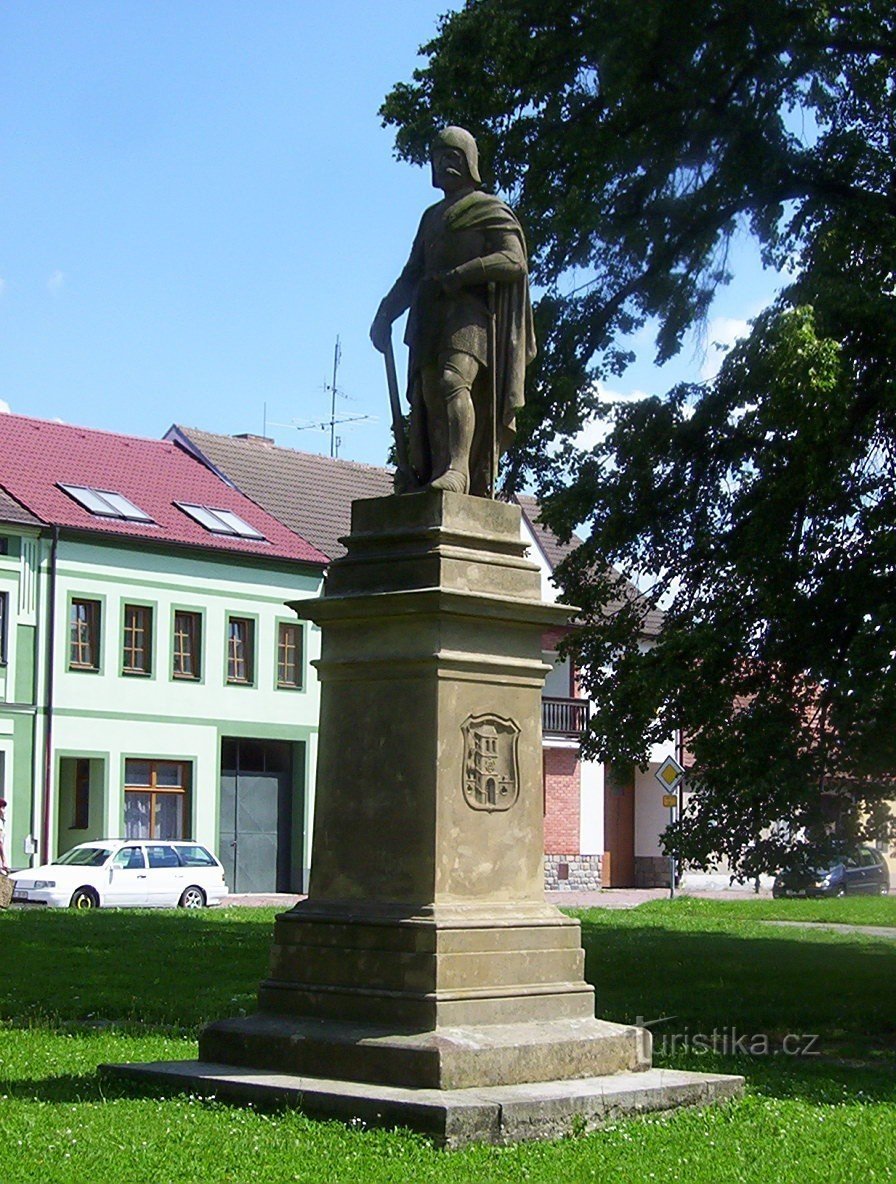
(219, 759, 291, 893)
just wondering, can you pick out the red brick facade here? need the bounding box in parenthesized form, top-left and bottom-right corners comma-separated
(542, 746, 580, 854)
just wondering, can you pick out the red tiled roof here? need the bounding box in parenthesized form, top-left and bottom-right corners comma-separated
(0, 413, 327, 565)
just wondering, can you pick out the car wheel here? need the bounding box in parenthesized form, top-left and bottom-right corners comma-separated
(70, 886, 99, 910)
(835, 885, 846, 898)
(880, 885, 890, 896)
(178, 885, 206, 909)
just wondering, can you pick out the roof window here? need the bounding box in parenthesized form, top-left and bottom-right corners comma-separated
(176, 503, 266, 540)
(59, 484, 155, 523)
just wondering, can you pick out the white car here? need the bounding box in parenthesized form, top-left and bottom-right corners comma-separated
(10, 839, 229, 909)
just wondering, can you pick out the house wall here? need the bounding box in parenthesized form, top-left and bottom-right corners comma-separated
(634, 763, 673, 887)
(25, 534, 322, 889)
(0, 529, 41, 872)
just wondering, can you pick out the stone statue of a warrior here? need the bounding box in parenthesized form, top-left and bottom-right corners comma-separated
(370, 127, 536, 497)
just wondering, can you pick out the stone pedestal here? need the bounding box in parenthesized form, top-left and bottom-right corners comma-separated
(105, 491, 741, 1143)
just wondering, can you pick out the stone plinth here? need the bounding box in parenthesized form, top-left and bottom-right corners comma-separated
(106, 491, 742, 1141)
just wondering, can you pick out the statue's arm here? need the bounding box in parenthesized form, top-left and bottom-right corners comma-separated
(370, 226, 425, 352)
(442, 230, 526, 292)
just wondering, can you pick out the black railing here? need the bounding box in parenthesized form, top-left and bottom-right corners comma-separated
(542, 697, 588, 737)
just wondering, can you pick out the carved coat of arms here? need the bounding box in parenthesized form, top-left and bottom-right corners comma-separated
(461, 714, 520, 812)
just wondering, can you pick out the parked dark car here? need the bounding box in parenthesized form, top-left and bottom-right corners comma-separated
(772, 846, 890, 898)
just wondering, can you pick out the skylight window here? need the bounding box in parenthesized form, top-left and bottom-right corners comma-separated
(59, 484, 154, 523)
(176, 503, 266, 540)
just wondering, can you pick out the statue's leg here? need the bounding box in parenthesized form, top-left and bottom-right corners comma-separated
(429, 353, 478, 495)
(410, 367, 436, 487)
(419, 364, 445, 486)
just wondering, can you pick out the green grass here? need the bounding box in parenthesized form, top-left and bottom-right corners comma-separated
(684, 892, 896, 928)
(0, 900, 894, 1183)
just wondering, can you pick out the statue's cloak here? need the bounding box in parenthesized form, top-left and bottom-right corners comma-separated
(406, 190, 536, 495)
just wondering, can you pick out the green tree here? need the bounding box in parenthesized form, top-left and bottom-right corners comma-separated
(382, 1, 896, 877)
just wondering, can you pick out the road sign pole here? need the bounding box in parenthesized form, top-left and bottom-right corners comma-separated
(655, 755, 685, 902)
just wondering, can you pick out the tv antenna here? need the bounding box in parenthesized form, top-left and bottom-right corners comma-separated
(268, 335, 373, 458)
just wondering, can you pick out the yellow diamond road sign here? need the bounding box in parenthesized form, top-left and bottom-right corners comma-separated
(655, 755, 684, 791)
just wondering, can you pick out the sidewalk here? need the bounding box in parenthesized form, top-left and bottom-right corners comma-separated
(221, 887, 771, 910)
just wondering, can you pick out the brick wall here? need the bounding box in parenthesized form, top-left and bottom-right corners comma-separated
(543, 746, 580, 854)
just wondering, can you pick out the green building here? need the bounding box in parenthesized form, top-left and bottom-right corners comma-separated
(0, 414, 327, 893)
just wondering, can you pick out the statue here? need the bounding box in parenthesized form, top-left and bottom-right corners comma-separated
(370, 127, 536, 497)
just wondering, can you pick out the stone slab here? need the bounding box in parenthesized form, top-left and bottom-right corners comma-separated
(199, 1015, 650, 1090)
(101, 1059, 744, 1148)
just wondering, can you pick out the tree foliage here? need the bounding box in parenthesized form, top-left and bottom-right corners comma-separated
(382, 1, 896, 877)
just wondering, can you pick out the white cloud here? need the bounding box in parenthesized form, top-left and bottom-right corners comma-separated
(0, 401, 10, 414)
(574, 382, 651, 451)
(699, 316, 751, 381)
(47, 270, 66, 295)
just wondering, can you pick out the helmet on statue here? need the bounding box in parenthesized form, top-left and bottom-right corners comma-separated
(431, 126, 481, 185)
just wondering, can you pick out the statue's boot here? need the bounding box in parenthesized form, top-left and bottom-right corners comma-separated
(430, 388, 473, 495)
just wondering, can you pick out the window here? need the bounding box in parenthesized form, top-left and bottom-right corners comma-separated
(122, 604, 152, 675)
(0, 591, 7, 663)
(172, 611, 202, 680)
(124, 759, 190, 841)
(70, 599, 101, 670)
(177, 843, 216, 867)
(112, 846, 145, 870)
(58, 484, 154, 522)
(176, 503, 265, 540)
(277, 622, 303, 689)
(73, 758, 90, 829)
(145, 844, 181, 868)
(227, 617, 254, 684)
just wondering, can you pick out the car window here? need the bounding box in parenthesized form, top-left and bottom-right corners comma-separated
(145, 844, 180, 869)
(112, 846, 146, 870)
(841, 853, 858, 868)
(176, 844, 217, 867)
(858, 849, 877, 868)
(54, 847, 114, 867)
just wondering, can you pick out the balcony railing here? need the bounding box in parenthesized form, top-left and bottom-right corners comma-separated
(542, 696, 588, 738)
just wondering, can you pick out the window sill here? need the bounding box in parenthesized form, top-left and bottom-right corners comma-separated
(69, 664, 100, 673)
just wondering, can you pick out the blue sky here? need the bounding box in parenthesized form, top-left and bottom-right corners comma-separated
(0, 1, 779, 469)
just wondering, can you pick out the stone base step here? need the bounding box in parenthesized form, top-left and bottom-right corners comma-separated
(101, 1059, 744, 1148)
(199, 1014, 651, 1090)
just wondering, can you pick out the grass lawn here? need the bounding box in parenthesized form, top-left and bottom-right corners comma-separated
(0, 898, 893, 1183)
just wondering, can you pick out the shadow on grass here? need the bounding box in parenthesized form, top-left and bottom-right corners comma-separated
(0, 1071, 240, 1107)
(2, 904, 895, 1108)
(0, 907, 278, 1031)
(578, 917, 896, 1046)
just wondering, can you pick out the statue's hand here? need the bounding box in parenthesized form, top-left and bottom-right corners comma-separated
(369, 312, 392, 354)
(439, 268, 464, 295)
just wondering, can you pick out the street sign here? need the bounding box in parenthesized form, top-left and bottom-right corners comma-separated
(655, 755, 685, 901)
(655, 754, 684, 791)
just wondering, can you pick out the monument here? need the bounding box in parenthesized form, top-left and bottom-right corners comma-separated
(106, 128, 742, 1145)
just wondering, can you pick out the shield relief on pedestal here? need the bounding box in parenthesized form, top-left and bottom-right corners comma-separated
(462, 713, 521, 812)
